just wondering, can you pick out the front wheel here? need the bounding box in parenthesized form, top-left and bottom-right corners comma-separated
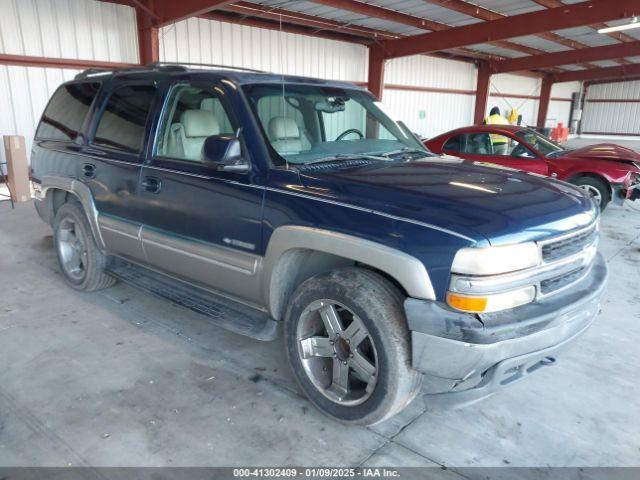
(284, 268, 423, 425)
(572, 176, 611, 211)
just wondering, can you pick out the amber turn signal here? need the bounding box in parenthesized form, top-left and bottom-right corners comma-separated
(446, 293, 488, 313)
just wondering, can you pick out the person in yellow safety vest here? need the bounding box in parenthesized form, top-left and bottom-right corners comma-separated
(484, 106, 510, 155)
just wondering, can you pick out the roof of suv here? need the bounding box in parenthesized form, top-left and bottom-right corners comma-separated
(74, 63, 366, 91)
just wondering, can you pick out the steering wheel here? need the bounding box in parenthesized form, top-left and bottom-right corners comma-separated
(511, 143, 532, 158)
(335, 128, 364, 141)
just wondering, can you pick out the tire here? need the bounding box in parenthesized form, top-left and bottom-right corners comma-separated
(53, 200, 115, 291)
(284, 267, 423, 425)
(572, 176, 611, 211)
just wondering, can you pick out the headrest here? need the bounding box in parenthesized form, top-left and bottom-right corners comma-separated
(200, 98, 215, 112)
(268, 117, 300, 140)
(180, 109, 220, 138)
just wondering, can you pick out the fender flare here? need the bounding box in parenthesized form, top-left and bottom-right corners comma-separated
(262, 225, 436, 318)
(40, 175, 106, 250)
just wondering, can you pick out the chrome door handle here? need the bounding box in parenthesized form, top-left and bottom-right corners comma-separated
(142, 176, 162, 193)
(82, 163, 96, 178)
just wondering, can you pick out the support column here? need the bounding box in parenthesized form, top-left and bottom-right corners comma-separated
(367, 45, 386, 100)
(137, 7, 159, 65)
(473, 61, 491, 124)
(537, 75, 553, 128)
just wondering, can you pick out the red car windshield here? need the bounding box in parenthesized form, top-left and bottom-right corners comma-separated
(515, 129, 565, 157)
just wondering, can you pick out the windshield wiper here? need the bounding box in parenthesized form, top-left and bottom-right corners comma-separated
(303, 153, 391, 166)
(377, 148, 433, 160)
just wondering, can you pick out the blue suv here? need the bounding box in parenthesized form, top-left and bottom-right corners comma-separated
(32, 64, 607, 425)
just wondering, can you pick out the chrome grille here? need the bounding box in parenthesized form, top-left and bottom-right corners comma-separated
(540, 224, 598, 263)
(540, 266, 587, 295)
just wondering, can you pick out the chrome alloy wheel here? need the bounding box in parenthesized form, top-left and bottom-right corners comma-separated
(56, 217, 88, 281)
(296, 299, 378, 406)
(579, 184, 602, 205)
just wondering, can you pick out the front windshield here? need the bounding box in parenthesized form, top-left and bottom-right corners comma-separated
(243, 83, 427, 166)
(515, 129, 564, 156)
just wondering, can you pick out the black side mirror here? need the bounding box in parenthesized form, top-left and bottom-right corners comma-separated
(202, 135, 249, 173)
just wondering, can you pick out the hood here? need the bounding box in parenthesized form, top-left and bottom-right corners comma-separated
(562, 143, 640, 165)
(298, 158, 598, 246)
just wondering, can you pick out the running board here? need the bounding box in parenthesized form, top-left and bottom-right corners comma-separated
(106, 261, 279, 341)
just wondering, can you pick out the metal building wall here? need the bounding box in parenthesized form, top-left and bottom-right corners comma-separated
(581, 80, 640, 135)
(548, 82, 580, 128)
(382, 55, 476, 138)
(488, 73, 540, 126)
(159, 17, 368, 82)
(0, 0, 138, 164)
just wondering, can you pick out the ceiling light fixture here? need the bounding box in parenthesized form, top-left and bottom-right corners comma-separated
(597, 17, 640, 33)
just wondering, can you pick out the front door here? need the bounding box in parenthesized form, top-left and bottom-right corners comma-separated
(81, 81, 159, 260)
(443, 132, 548, 175)
(137, 80, 265, 305)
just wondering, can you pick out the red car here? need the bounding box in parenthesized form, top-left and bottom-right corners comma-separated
(425, 125, 640, 210)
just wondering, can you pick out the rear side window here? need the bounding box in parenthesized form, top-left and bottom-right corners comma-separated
(93, 84, 157, 155)
(36, 82, 100, 141)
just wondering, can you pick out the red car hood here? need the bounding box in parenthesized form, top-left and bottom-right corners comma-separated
(562, 143, 640, 164)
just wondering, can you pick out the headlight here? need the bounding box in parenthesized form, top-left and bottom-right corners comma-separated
(447, 286, 536, 313)
(451, 242, 541, 275)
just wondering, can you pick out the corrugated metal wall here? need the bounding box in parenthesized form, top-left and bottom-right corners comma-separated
(488, 74, 540, 125)
(549, 82, 580, 128)
(383, 55, 476, 138)
(582, 80, 640, 135)
(0, 0, 138, 164)
(159, 17, 368, 82)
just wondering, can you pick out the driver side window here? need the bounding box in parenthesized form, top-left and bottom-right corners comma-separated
(155, 84, 234, 163)
(504, 139, 536, 158)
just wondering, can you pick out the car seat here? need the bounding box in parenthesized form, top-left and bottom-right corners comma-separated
(167, 109, 220, 160)
(268, 117, 303, 155)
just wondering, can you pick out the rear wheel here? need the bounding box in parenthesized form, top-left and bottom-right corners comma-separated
(572, 176, 610, 210)
(53, 201, 115, 291)
(284, 267, 423, 425)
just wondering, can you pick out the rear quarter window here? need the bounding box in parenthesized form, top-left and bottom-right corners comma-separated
(36, 82, 100, 141)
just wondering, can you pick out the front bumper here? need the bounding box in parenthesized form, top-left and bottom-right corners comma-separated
(614, 182, 640, 204)
(405, 252, 608, 401)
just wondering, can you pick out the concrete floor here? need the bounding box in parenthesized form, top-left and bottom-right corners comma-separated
(0, 200, 639, 470)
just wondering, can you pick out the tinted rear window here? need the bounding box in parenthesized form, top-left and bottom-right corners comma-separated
(93, 84, 156, 155)
(36, 82, 100, 141)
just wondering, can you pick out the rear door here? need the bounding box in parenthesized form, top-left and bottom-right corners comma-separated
(443, 132, 548, 175)
(136, 78, 265, 305)
(81, 80, 159, 260)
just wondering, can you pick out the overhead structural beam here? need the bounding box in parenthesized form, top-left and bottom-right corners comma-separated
(493, 41, 640, 73)
(309, 0, 446, 31)
(223, 2, 398, 41)
(553, 63, 640, 83)
(154, 0, 236, 27)
(531, 0, 639, 45)
(537, 76, 553, 127)
(367, 45, 386, 99)
(309, 0, 553, 62)
(382, 0, 640, 59)
(421, 0, 597, 69)
(202, 11, 369, 45)
(474, 62, 491, 124)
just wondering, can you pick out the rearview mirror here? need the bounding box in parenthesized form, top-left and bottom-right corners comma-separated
(202, 135, 248, 173)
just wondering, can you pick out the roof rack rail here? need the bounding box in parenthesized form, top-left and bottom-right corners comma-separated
(74, 61, 268, 80)
(146, 61, 269, 74)
(74, 63, 191, 80)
